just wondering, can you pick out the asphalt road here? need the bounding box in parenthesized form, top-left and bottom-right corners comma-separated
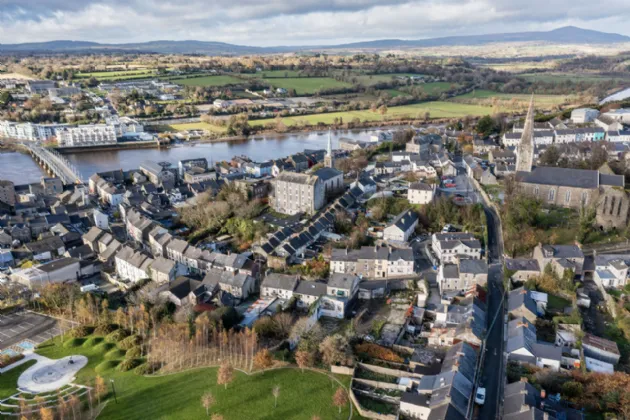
(477, 207, 506, 420)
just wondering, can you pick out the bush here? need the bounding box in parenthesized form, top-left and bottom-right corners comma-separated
(134, 361, 160, 375)
(82, 337, 104, 348)
(355, 343, 404, 363)
(125, 346, 142, 359)
(68, 326, 93, 338)
(63, 338, 86, 348)
(95, 360, 119, 373)
(0, 354, 24, 368)
(104, 349, 126, 360)
(94, 324, 117, 336)
(119, 335, 141, 350)
(117, 358, 141, 372)
(106, 329, 129, 343)
(95, 342, 117, 352)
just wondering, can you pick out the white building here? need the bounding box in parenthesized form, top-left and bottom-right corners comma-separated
(0, 121, 59, 141)
(602, 108, 630, 124)
(115, 246, 154, 284)
(571, 108, 600, 124)
(431, 232, 482, 264)
(93, 208, 109, 230)
(106, 116, 144, 137)
(383, 209, 418, 243)
(57, 124, 117, 147)
(533, 131, 554, 146)
(594, 255, 629, 289)
(408, 182, 435, 205)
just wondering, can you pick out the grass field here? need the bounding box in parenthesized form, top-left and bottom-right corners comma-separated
(0, 334, 355, 420)
(75, 69, 156, 80)
(519, 73, 629, 83)
(454, 89, 573, 106)
(250, 70, 303, 78)
(171, 75, 247, 87)
(351, 73, 423, 85)
(168, 122, 227, 133)
(251, 101, 495, 127)
(261, 77, 353, 95)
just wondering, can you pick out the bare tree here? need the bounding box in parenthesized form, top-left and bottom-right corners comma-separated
(272, 385, 280, 408)
(217, 362, 234, 390)
(332, 387, 348, 415)
(201, 391, 216, 417)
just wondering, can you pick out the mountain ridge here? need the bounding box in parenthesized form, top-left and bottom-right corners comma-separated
(0, 26, 627, 55)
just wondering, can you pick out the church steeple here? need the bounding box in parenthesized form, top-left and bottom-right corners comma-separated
(324, 128, 334, 168)
(516, 94, 535, 173)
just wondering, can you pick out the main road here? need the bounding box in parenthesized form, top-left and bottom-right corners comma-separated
(477, 206, 506, 420)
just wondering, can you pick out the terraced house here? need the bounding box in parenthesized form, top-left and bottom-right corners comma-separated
(330, 246, 414, 279)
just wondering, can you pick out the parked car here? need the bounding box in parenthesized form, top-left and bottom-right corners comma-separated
(475, 387, 486, 405)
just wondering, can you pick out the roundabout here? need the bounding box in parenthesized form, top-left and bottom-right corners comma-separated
(17, 355, 88, 393)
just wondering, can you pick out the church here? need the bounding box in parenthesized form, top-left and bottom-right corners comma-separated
(515, 96, 629, 230)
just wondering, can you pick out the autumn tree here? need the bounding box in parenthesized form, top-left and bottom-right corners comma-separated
(332, 387, 348, 415)
(217, 362, 234, 389)
(39, 406, 54, 420)
(211, 415, 225, 420)
(201, 391, 216, 417)
(319, 334, 351, 367)
(295, 350, 315, 373)
(95, 375, 107, 405)
(253, 349, 273, 370)
(272, 385, 280, 408)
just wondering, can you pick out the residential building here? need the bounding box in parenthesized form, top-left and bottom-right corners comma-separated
(504, 259, 541, 282)
(532, 243, 584, 278)
(595, 115, 624, 132)
(314, 167, 343, 197)
(582, 333, 621, 365)
(260, 273, 299, 299)
(0, 180, 16, 207)
(56, 124, 117, 147)
(330, 246, 414, 279)
(115, 246, 154, 284)
(203, 268, 256, 302)
(140, 161, 177, 188)
(294, 281, 326, 309)
(408, 182, 435, 205)
(602, 108, 630, 124)
(0, 121, 58, 141)
(594, 255, 629, 289)
(431, 233, 482, 264)
(178, 158, 208, 177)
(271, 172, 325, 215)
(383, 209, 418, 243)
(507, 317, 561, 371)
(150, 257, 177, 284)
(26, 236, 66, 261)
(437, 259, 488, 293)
(508, 288, 538, 322)
(11, 258, 82, 288)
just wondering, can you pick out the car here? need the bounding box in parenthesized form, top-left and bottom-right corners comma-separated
(475, 387, 486, 405)
(442, 224, 452, 233)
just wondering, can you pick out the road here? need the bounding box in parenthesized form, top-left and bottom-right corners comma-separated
(477, 206, 506, 420)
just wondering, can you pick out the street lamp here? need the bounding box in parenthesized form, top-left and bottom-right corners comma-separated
(110, 379, 118, 403)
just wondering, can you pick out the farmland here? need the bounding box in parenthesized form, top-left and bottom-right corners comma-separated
(170, 75, 247, 87)
(518, 72, 629, 83)
(250, 101, 496, 127)
(75, 69, 156, 80)
(168, 122, 226, 133)
(261, 77, 353, 95)
(451, 89, 578, 109)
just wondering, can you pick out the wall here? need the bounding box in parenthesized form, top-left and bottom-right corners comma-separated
(330, 365, 355, 375)
(349, 389, 397, 420)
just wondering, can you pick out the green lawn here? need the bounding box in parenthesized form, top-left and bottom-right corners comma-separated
(0, 334, 353, 420)
(0, 360, 36, 399)
(453, 89, 572, 106)
(168, 122, 227, 133)
(547, 294, 572, 311)
(171, 75, 247, 87)
(261, 77, 353, 95)
(250, 70, 304, 78)
(519, 73, 629, 83)
(351, 73, 423, 86)
(75, 69, 156, 80)
(251, 101, 496, 126)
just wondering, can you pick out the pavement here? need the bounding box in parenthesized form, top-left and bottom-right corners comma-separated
(0, 312, 61, 351)
(17, 354, 88, 394)
(477, 206, 506, 420)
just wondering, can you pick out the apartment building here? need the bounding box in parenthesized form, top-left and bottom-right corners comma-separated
(271, 172, 325, 215)
(57, 124, 117, 147)
(330, 246, 414, 279)
(0, 121, 59, 141)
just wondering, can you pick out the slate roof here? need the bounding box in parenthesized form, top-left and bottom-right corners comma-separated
(151, 257, 176, 274)
(168, 276, 202, 300)
(294, 280, 327, 297)
(262, 273, 299, 291)
(314, 167, 342, 181)
(459, 259, 487, 275)
(389, 209, 418, 232)
(37, 257, 80, 272)
(508, 288, 538, 316)
(516, 166, 600, 189)
(409, 182, 433, 191)
(505, 259, 540, 272)
(328, 273, 359, 291)
(275, 171, 319, 185)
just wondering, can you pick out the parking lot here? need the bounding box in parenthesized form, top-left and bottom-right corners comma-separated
(0, 312, 65, 351)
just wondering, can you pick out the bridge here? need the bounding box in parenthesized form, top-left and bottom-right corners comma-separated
(23, 143, 84, 185)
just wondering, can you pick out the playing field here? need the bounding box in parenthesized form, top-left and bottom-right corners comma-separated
(171, 75, 247, 87)
(0, 333, 354, 420)
(251, 101, 495, 127)
(262, 77, 353, 95)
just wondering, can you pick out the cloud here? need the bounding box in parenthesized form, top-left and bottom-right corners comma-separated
(0, 0, 629, 45)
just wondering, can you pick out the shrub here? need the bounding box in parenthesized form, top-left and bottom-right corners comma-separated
(94, 324, 117, 336)
(125, 346, 142, 359)
(82, 337, 104, 348)
(95, 342, 116, 352)
(117, 358, 141, 372)
(63, 338, 86, 348)
(119, 335, 141, 350)
(0, 354, 24, 368)
(68, 326, 93, 338)
(95, 360, 119, 373)
(104, 349, 126, 360)
(355, 343, 404, 363)
(106, 329, 129, 343)
(134, 362, 160, 375)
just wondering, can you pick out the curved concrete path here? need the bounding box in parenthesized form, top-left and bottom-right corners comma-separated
(18, 355, 87, 394)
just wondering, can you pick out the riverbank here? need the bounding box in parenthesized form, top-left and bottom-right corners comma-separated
(54, 139, 168, 154)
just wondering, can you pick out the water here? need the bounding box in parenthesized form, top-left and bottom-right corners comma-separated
(0, 151, 46, 184)
(60, 128, 389, 179)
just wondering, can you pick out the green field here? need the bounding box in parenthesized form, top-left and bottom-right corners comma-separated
(351, 73, 423, 85)
(171, 75, 247, 87)
(453, 89, 574, 106)
(168, 122, 227, 133)
(251, 101, 496, 127)
(519, 73, 628, 83)
(261, 77, 353, 95)
(0, 334, 354, 420)
(75, 69, 156, 80)
(251, 70, 304, 78)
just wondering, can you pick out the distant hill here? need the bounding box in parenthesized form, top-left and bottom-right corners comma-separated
(0, 26, 627, 55)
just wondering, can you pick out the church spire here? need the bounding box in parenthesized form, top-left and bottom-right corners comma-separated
(325, 128, 334, 168)
(516, 94, 535, 173)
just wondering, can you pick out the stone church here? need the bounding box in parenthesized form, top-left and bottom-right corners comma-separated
(515, 96, 629, 230)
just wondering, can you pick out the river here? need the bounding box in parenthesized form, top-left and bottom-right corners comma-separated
(0, 128, 393, 185)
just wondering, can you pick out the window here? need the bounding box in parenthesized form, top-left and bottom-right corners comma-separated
(534, 186, 539, 197)
(548, 188, 555, 201)
(582, 191, 589, 206)
(565, 190, 571, 204)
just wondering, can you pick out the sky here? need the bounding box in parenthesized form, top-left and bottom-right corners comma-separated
(1, 0, 630, 46)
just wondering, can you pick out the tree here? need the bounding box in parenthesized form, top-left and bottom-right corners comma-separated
(319, 334, 351, 367)
(217, 362, 234, 389)
(39, 407, 54, 420)
(95, 375, 107, 405)
(332, 387, 348, 415)
(272, 384, 281, 408)
(211, 415, 225, 420)
(539, 145, 561, 166)
(253, 349, 273, 370)
(475, 115, 496, 137)
(201, 391, 216, 417)
(295, 350, 315, 373)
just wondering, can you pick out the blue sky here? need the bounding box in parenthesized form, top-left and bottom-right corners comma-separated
(1, 0, 629, 45)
